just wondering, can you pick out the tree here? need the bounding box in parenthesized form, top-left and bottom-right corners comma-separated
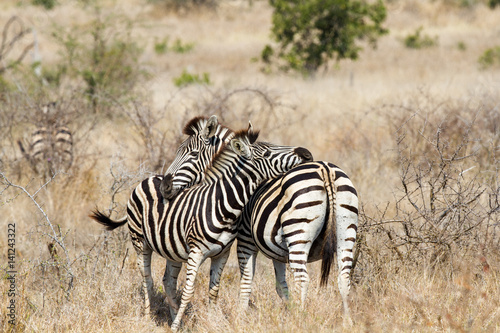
(262, 0, 388, 75)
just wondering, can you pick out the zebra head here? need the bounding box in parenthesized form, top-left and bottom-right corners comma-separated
(171, 124, 313, 196)
(160, 115, 234, 199)
(226, 128, 314, 184)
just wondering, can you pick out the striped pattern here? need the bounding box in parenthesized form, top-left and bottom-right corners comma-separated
(90, 128, 310, 332)
(18, 124, 73, 177)
(161, 115, 234, 199)
(95, 116, 235, 321)
(162, 122, 358, 326)
(236, 161, 358, 326)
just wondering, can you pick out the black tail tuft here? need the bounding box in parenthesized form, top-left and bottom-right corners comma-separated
(89, 209, 127, 231)
(320, 231, 335, 287)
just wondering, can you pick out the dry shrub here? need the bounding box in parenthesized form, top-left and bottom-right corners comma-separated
(114, 86, 298, 175)
(173, 86, 301, 142)
(353, 91, 500, 330)
(0, 16, 33, 76)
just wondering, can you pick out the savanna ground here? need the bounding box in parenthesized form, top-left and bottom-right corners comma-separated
(0, 0, 499, 331)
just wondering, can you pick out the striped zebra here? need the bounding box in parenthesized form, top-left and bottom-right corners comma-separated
(18, 103, 73, 177)
(236, 161, 358, 326)
(93, 115, 234, 322)
(90, 127, 312, 331)
(163, 128, 358, 326)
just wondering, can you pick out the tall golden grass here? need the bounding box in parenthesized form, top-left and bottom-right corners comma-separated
(1, 0, 499, 332)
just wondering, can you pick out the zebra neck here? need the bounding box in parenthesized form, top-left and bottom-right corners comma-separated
(203, 149, 239, 183)
(203, 154, 263, 211)
(213, 127, 235, 146)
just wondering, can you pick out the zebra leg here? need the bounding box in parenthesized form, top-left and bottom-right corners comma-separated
(208, 248, 231, 304)
(163, 259, 182, 320)
(136, 244, 155, 318)
(336, 226, 356, 327)
(170, 250, 205, 332)
(332, 164, 358, 327)
(335, 203, 358, 326)
(288, 249, 310, 308)
(272, 260, 289, 301)
(237, 242, 257, 310)
(282, 219, 318, 307)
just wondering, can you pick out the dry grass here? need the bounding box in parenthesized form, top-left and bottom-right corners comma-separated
(1, 0, 499, 332)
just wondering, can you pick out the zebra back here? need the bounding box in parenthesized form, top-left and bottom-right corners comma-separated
(239, 161, 358, 261)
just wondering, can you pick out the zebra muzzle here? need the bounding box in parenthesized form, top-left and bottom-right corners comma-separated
(294, 147, 313, 163)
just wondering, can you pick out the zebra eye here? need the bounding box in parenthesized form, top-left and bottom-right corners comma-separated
(263, 150, 271, 158)
(190, 151, 199, 157)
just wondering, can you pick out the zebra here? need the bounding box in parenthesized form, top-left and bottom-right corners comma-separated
(162, 127, 358, 326)
(235, 161, 358, 326)
(90, 127, 312, 331)
(93, 115, 234, 322)
(18, 103, 73, 177)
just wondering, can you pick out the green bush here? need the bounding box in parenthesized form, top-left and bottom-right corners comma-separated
(162, 0, 218, 11)
(32, 0, 57, 10)
(489, 0, 500, 9)
(173, 70, 210, 87)
(50, 4, 145, 113)
(154, 37, 194, 55)
(478, 46, 500, 69)
(154, 37, 169, 55)
(171, 39, 195, 54)
(262, 0, 388, 75)
(404, 27, 438, 49)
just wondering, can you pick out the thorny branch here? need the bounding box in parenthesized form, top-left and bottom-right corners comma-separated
(358, 102, 499, 270)
(0, 16, 34, 74)
(0, 171, 75, 295)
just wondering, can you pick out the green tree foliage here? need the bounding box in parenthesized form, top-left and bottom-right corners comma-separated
(263, 0, 388, 75)
(489, 0, 500, 9)
(32, 0, 57, 10)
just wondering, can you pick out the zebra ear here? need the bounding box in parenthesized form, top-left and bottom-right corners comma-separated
(247, 121, 259, 144)
(203, 115, 218, 139)
(230, 138, 251, 158)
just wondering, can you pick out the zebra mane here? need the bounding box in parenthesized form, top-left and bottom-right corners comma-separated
(183, 116, 207, 136)
(183, 116, 230, 136)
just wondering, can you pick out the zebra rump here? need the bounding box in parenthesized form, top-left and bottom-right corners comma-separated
(18, 125, 73, 176)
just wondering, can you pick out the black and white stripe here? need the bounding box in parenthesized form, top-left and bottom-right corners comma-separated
(18, 123, 73, 177)
(163, 123, 358, 326)
(94, 116, 234, 322)
(160, 115, 234, 199)
(236, 161, 358, 326)
(90, 128, 311, 331)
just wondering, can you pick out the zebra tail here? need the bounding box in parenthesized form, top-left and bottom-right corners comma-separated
(89, 209, 127, 231)
(320, 163, 336, 287)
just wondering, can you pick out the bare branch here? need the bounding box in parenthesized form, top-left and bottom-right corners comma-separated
(0, 171, 75, 294)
